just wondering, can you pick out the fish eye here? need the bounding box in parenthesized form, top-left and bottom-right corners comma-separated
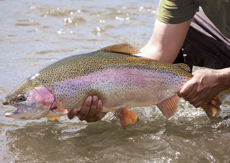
(17, 95, 26, 102)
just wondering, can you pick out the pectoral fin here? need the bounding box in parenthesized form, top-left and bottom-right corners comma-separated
(119, 107, 138, 128)
(46, 108, 68, 120)
(52, 108, 68, 115)
(157, 95, 180, 119)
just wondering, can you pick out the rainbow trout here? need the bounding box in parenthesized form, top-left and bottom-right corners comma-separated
(3, 43, 230, 127)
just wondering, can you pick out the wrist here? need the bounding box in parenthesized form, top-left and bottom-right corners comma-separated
(139, 44, 175, 63)
(139, 45, 161, 60)
(216, 68, 230, 88)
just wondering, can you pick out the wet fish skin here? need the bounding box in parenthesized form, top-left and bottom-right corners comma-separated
(3, 43, 228, 126)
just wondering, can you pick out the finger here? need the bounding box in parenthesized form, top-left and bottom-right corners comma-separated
(84, 96, 98, 121)
(92, 100, 106, 121)
(90, 96, 98, 116)
(193, 100, 206, 108)
(97, 99, 103, 110)
(78, 96, 92, 120)
(182, 87, 198, 102)
(189, 96, 206, 108)
(68, 107, 78, 119)
(194, 94, 215, 108)
(187, 90, 210, 108)
(178, 79, 194, 97)
(90, 113, 106, 122)
(87, 99, 105, 122)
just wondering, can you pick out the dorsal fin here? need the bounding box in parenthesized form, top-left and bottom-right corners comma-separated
(173, 63, 191, 72)
(100, 42, 140, 55)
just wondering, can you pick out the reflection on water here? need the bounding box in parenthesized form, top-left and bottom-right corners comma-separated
(1, 0, 230, 162)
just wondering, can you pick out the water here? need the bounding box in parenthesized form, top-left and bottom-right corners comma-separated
(1, 0, 230, 162)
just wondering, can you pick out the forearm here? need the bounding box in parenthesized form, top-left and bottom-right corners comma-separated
(139, 19, 192, 63)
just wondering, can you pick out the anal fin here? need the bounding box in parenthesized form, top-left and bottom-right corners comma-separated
(119, 107, 138, 128)
(157, 95, 180, 119)
(47, 117, 60, 120)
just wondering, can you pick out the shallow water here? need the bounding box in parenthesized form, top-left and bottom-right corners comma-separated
(1, 0, 230, 162)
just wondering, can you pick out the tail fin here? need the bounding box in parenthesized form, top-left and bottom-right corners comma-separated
(201, 89, 230, 117)
(201, 97, 222, 117)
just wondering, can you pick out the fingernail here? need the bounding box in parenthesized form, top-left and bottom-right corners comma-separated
(87, 96, 92, 102)
(73, 108, 78, 114)
(93, 96, 97, 102)
(98, 100, 102, 105)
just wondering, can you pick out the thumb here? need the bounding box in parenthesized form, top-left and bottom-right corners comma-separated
(178, 79, 193, 97)
(68, 108, 78, 119)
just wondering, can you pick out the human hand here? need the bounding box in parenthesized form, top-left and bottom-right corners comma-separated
(68, 96, 106, 122)
(178, 69, 228, 108)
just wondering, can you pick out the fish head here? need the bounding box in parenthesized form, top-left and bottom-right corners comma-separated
(3, 78, 66, 120)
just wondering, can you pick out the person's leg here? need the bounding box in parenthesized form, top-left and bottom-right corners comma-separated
(173, 50, 184, 64)
(182, 7, 230, 69)
(173, 50, 193, 72)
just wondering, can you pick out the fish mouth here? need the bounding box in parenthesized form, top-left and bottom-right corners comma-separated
(5, 104, 28, 119)
(5, 109, 21, 117)
(3, 101, 9, 105)
(3, 98, 10, 105)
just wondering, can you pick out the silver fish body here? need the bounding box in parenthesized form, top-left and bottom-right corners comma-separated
(3, 43, 228, 124)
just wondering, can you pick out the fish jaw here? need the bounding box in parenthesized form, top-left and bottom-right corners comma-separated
(5, 104, 29, 119)
(4, 86, 59, 120)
